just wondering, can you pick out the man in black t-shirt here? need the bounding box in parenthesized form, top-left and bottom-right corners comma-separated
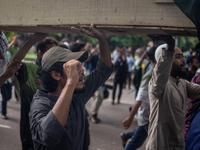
(112, 51, 128, 104)
(184, 55, 198, 81)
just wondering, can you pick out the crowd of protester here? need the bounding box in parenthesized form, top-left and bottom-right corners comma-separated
(0, 24, 200, 150)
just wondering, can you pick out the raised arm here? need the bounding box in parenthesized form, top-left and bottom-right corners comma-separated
(138, 51, 147, 66)
(72, 23, 112, 68)
(8, 35, 19, 50)
(148, 35, 175, 95)
(51, 60, 82, 126)
(10, 33, 48, 63)
(148, 35, 175, 51)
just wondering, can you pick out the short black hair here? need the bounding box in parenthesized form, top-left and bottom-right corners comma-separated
(36, 37, 58, 53)
(186, 55, 197, 65)
(69, 42, 85, 52)
(37, 62, 65, 92)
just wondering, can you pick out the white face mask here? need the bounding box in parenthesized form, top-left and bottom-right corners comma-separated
(0, 59, 6, 68)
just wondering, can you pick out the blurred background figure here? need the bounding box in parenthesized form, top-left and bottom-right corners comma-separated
(185, 48, 194, 69)
(84, 42, 93, 75)
(0, 51, 12, 119)
(184, 55, 198, 81)
(0, 31, 12, 119)
(133, 47, 150, 98)
(121, 46, 157, 149)
(147, 41, 154, 50)
(112, 46, 119, 64)
(185, 43, 200, 150)
(8, 35, 21, 102)
(112, 51, 128, 105)
(60, 37, 69, 47)
(126, 49, 134, 90)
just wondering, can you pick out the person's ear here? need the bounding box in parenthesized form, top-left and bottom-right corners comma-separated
(38, 51, 44, 59)
(51, 71, 61, 81)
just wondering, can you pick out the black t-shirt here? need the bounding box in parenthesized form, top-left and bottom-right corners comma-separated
(114, 59, 128, 82)
(184, 70, 195, 82)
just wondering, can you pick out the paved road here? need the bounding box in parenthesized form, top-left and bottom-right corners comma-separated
(0, 84, 146, 150)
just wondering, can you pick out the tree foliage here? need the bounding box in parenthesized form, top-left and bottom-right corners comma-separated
(178, 36, 197, 51)
(3, 31, 198, 52)
(4, 32, 18, 42)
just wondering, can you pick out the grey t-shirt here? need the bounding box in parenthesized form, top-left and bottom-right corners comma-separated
(29, 61, 113, 150)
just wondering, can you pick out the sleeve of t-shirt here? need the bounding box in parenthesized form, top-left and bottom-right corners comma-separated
(135, 75, 149, 102)
(135, 88, 148, 102)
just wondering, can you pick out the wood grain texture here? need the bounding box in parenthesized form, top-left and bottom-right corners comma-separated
(0, 0, 197, 36)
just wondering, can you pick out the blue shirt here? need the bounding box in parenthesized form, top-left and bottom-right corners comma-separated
(126, 56, 134, 72)
(89, 53, 99, 73)
(112, 50, 118, 63)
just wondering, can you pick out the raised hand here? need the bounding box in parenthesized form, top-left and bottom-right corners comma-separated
(148, 35, 174, 42)
(148, 34, 175, 51)
(3, 59, 21, 78)
(63, 59, 82, 85)
(12, 35, 19, 45)
(71, 23, 106, 41)
(72, 22, 112, 68)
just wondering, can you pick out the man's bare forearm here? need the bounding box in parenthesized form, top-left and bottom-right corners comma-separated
(10, 33, 48, 63)
(99, 38, 112, 68)
(52, 82, 76, 127)
(129, 101, 142, 121)
(11, 39, 36, 63)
